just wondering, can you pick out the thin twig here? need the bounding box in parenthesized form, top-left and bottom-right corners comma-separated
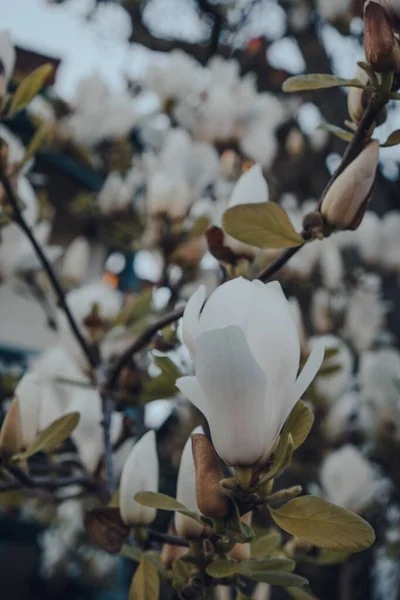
(0, 173, 97, 371)
(106, 306, 185, 391)
(147, 529, 189, 548)
(0, 473, 95, 493)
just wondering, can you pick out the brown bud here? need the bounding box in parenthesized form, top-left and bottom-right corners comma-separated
(364, 1, 400, 72)
(191, 434, 230, 518)
(84, 507, 130, 555)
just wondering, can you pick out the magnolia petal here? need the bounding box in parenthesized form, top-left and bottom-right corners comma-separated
(120, 430, 159, 526)
(176, 376, 209, 419)
(229, 164, 268, 208)
(15, 373, 41, 448)
(182, 285, 206, 361)
(198, 277, 257, 335)
(195, 325, 267, 466)
(292, 339, 325, 403)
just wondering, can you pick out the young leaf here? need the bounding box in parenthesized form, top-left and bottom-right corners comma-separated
(281, 400, 314, 450)
(317, 124, 353, 143)
(223, 204, 304, 250)
(251, 531, 282, 559)
(206, 559, 240, 577)
(283, 74, 362, 93)
(269, 496, 375, 552)
(135, 491, 186, 511)
(15, 412, 80, 460)
(129, 557, 160, 600)
(8, 64, 53, 116)
(381, 130, 400, 147)
(121, 545, 143, 563)
(153, 356, 182, 380)
(20, 123, 52, 168)
(245, 570, 308, 587)
(241, 557, 295, 573)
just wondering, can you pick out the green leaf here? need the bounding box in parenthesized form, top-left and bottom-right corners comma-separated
(381, 130, 400, 147)
(129, 557, 159, 600)
(140, 374, 178, 403)
(135, 491, 185, 511)
(286, 587, 320, 600)
(15, 412, 80, 460)
(323, 348, 339, 360)
(206, 559, 239, 577)
(245, 571, 308, 587)
(262, 433, 294, 483)
(281, 400, 314, 450)
(283, 74, 362, 93)
(134, 491, 203, 524)
(8, 64, 53, 116)
(241, 558, 295, 573)
(21, 123, 52, 167)
(251, 531, 282, 559)
(269, 496, 375, 552)
(153, 356, 182, 380)
(223, 203, 304, 250)
(121, 545, 143, 563)
(317, 124, 353, 143)
(191, 216, 210, 236)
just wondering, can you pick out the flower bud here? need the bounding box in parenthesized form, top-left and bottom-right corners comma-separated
(191, 433, 230, 519)
(61, 236, 90, 284)
(0, 396, 22, 457)
(364, 1, 400, 72)
(320, 140, 379, 230)
(119, 430, 159, 527)
(347, 68, 369, 124)
(14, 373, 41, 449)
(175, 427, 205, 539)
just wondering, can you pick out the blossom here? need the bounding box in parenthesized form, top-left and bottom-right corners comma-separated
(61, 236, 90, 284)
(381, 211, 400, 271)
(177, 278, 325, 466)
(119, 430, 159, 526)
(14, 373, 41, 449)
(320, 141, 379, 230)
(359, 348, 400, 427)
(175, 426, 205, 539)
(320, 445, 385, 513)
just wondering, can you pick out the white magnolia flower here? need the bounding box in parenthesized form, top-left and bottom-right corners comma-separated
(309, 335, 353, 403)
(359, 348, 400, 427)
(344, 276, 385, 354)
(320, 445, 384, 513)
(323, 391, 375, 442)
(175, 426, 205, 539)
(98, 173, 131, 214)
(119, 430, 159, 526)
(177, 278, 325, 466)
(317, 0, 352, 21)
(0, 30, 15, 90)
(311, 288, 332, 333)
(61, 236, 90, 283)
(14, 373, 41, 448)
